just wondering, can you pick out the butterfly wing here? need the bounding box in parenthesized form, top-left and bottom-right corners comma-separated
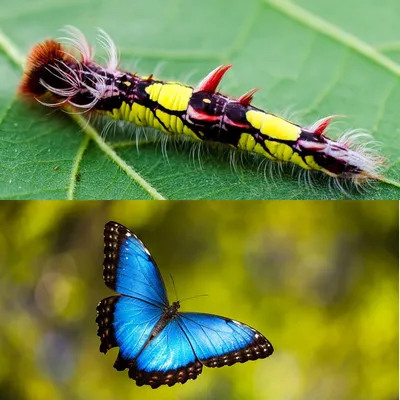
(98, 222, 170, 373)
(177, 312, 273, 368)
(129, 319, 203, 388)
(96, 295, 163, 366)
(103, 221, 168, 307)
(126, 311, 273, 389)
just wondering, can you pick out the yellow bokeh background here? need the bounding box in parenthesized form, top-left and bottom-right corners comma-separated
(0, 201, 397, 399)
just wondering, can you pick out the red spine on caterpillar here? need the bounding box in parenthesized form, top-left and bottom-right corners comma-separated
(195, 64, 232, 92)
(310, 115, 344, 136)
(238, 88, 259, 106)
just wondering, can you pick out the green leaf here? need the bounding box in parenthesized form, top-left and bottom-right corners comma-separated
(1, 0, 399, 199)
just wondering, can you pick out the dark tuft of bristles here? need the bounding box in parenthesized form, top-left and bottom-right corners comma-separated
(19, 40, 69, 97)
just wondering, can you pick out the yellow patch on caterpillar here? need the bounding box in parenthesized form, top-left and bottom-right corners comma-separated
(265, 141, 291, 161)
(107, 102, 132, 122)
(304, 155, 323, 172)
(238, 133, 256, 152)
(120, 102, 129, 121)
(184, 126, 202, 141)
(149, 109, 169, 135)
(129, 103, 148, 126)
(252, 143, 276, 161)
(178, 87, 193, 112)
(290, 153, 312, 170)
(246, 111, 301, 141)
(106, 108, 122, 120)
(155, 109, 186, 135)
(145, 82, 162, 103)
(145, 83, 192, 112)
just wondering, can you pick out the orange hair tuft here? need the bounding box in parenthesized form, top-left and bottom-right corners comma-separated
(19, 40, 69, 96)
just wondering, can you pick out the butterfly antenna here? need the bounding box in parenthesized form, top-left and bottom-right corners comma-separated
(179, 294, 209, 303)
(169, 273, 179, 301)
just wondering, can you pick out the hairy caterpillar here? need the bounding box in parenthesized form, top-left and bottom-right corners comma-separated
(19, 26, 384, 189)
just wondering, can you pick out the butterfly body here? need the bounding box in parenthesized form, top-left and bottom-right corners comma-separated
(96, 221, 273, 388)
(145, 301, 181, 346)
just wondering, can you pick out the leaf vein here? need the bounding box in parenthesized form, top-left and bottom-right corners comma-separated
(265, 0, 400, 77)
(67, 135, 90, 200)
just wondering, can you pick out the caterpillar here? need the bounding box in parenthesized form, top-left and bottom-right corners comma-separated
(19, 26, 383, 189)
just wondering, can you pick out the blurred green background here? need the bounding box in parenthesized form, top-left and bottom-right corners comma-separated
(0, 201, 398, 400)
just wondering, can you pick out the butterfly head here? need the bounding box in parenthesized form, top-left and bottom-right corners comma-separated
(166, 301, 180, 319)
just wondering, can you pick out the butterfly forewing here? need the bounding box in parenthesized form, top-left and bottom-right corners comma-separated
(103, 221, 169, 307)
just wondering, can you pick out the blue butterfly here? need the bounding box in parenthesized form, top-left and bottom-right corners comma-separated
(96, 221, 273, 388)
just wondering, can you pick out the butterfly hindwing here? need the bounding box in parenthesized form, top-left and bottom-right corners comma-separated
(96, 295, 163, 362)
(129, 319, 203, 388)
(103, 221, 168, 307)
(178, 313, 273, 368)
(126, 311, 273, 388)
